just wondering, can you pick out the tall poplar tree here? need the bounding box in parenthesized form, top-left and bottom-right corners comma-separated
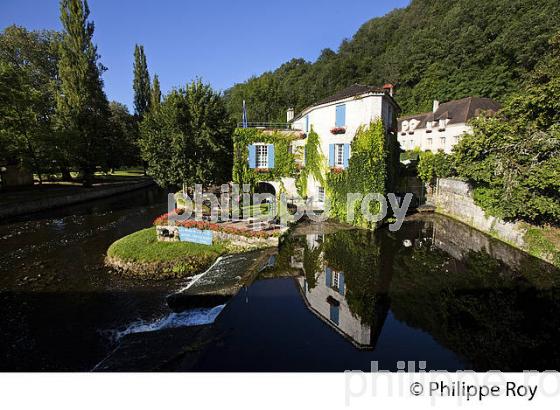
(150, 74, 161, 110)
(56, 0, 110, 186)
(133, 44, 150, 117)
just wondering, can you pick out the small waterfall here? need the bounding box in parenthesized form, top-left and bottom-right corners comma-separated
(114, 304, 225, 340)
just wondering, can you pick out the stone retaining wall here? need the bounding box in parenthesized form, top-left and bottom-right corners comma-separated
(429, 178, 527, 248)
(0, 179, 154, 219)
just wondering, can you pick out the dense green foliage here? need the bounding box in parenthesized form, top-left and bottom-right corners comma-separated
(416, 151, 455, 186)
(150, 73, 161, 110)
(453, 33, 560, 225)
(139, 79, 233, 188)
(326, 120, 395, 229)
(0, 25, 60, 180)
(133, 44, 151, 117)
(232, 128, 297, 190)
(295, 127, 324, 198)
(55, 0, 112, 186)
(225, 0, 560, 121)
(106, 101, 140, 170)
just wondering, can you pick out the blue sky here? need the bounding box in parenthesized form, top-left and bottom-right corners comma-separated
(0, 0, 410, 111)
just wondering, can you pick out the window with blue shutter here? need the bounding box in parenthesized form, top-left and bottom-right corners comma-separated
(248, 144, 256, 168)
(267, 144, 275, 168)
(329, 144, 335, 167)
(338, 272, 345, 295)
(329, 304, 340, 325)
(335, 104, 346, 127)
(343, 144, 350, 169)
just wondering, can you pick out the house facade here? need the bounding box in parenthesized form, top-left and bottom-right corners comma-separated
(243, 84, 400, 208)
(397, 97, 500, 153)
(291, 233, 388, 348)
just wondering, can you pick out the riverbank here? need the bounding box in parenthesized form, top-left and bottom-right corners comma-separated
(0, 176, 155, 220)
(430, 178, 560, 268)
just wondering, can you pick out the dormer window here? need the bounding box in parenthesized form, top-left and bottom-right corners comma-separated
(401, 120, 409, 133)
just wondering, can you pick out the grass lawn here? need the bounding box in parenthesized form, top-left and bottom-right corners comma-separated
(107, 227, 226, 277)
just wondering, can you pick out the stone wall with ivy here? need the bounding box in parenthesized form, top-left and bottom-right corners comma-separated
(295, 127, 325, 198)
(326, 119, 399, 229)
(232, 128, 298, 189)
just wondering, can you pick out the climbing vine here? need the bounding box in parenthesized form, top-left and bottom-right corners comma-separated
(325, 119, 396, 229)
(232, 128, 298, 189)
(295, 127, 326, 198)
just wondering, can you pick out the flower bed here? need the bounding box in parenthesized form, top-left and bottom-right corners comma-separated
(153, 211, 281, 239)
(330, 167, 345, 174)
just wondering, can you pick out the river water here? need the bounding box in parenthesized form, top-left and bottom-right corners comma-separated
(1, 188, 559, 371)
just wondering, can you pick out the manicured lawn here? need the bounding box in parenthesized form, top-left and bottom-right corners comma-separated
(107, 227, 226, 276)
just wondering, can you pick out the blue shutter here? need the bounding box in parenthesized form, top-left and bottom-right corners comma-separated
(305, 115, 309, 132)
(325, 267, 332, 287)
(267, 144, 275, 168)
(338, 272, 345, 295)
(248, 144, 256, 168)
(335, 104, 346, 127)
(343, 144, 350, 169)
(329, 144, 335, 167)
(330, 304, 340, 325)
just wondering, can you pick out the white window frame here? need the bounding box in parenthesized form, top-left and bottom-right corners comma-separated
(317, 186, 325, 203)
(440, 137, 446, 146)
(256, 144, 268, 168)
(332, 271, 340, 289)
(334, 144, 344, 167)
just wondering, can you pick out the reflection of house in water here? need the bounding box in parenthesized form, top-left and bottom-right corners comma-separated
(291, 234, 388, 349)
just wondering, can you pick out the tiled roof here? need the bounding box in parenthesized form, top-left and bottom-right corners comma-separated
(397, 97, 501, 129)
(313, 84, 387, 106)
(293, 83, 397, 121)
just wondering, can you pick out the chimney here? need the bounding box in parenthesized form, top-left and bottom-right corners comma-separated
(286, 108, 294, 122)
(433, 100, 440, 113)
(383, 83, 394, 97)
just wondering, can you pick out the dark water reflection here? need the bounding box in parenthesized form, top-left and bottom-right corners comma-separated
(191, 215, 560, 372)
(1, 192, 559, 371)
(0, 187, 181, 371)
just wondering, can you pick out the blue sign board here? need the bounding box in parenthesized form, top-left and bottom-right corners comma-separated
(178, 227, 213, 245)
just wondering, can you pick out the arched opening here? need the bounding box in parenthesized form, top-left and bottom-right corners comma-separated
(255, 182, 276, 196)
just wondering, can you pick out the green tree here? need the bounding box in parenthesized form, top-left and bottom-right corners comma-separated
(140, 79, 233, 188)
(150, 74, 161, 110)
(417, 151, 455, 186)
(56, 0, 110, 186)
(453, 32, 560, 224)
(225, 0, 560, 120)
(105, 101, 139, 170)
(0, 26, 60, 181)
(133, 44, 150, 117)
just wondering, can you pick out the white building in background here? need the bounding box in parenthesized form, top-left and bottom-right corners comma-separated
(397, 97, 500, 154)
(244, 84, 400, 208)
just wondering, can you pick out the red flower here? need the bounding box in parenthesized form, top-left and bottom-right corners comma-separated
(330, 127, 346, 135)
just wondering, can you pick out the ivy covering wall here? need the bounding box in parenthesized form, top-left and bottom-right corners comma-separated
(232, 128, 297, 189)
(326, 120, 398, 229)
(295, 127, 325, 198)
(232, 122, 399, 231)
